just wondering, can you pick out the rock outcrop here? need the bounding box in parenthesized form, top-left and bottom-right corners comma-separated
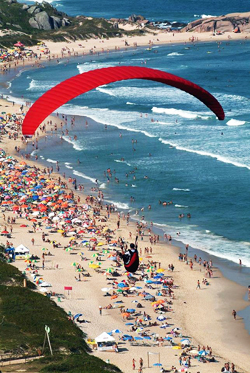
(182, 12, 250, 33)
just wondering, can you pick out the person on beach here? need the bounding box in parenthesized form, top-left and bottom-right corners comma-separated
(132, 358, 136, 370)
(232, 309, 237, 320)
(196, 280, 201, 289)
(118, 236, 139, 273)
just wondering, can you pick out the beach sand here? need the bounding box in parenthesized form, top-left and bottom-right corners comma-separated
(0, 30, 250, 373)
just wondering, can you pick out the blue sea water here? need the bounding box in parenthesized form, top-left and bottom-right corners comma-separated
(18, 0, 250, 24)
(7, 39, 250, 274)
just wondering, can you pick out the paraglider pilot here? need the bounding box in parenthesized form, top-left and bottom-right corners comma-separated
(118, 236, 139, 273)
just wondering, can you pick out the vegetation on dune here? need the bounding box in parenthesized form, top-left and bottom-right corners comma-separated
(0, 0, 145, 47)
(0, 261, 121, 372)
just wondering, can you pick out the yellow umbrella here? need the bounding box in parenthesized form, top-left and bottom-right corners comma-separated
(89, 264, 100, 269)
(156, 268, 165, 273)
(97, 242, 104, 246)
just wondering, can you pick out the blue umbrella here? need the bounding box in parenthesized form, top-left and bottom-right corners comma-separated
(123, 334, 133, 340)
(157, 316, 166, 321)
(118, 282, 126, 287)
(134, 337, 143, 341)
(145, 294, 154, 300)
(111, 329, 122, 333)
(198, 350, 208, 356)
(126, 309, 135, 313)
(73, 313, 83, 320)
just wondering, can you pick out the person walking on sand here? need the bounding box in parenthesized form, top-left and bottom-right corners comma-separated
(196, 280, 201, 289)
(132, 358, 136, 370)
(232, 309, 237, 320)
(99, 306, 102, 315)
(139, 357, 143, 369)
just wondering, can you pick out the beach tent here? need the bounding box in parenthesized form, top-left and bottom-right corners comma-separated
(95, 332, 117, 352)
(15, 244, 29, 256)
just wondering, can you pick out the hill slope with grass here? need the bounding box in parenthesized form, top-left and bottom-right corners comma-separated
(0, 0, 142, 47)
(0, 260, 121, 373)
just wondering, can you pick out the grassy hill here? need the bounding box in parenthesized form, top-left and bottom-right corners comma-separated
(0, 0, 145, 47)
(0, 261, 121, 372)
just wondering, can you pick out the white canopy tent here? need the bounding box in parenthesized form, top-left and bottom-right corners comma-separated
(15, 244, 30, 256)
(95, 332, 117, 352)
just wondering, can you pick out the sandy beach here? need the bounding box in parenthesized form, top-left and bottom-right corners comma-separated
(0, 29, 250, 373)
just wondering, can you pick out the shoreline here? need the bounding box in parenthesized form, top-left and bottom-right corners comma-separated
(0, 35, 250, 372)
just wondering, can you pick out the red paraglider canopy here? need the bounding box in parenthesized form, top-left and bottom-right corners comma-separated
(22, 66, 225, 135)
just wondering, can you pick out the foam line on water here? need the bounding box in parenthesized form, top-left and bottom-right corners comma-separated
(159, 138, 250, 171)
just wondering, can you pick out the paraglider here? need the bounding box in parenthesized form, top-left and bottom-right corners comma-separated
(118, 236, 139, 273)
(22, 66, 224, 136)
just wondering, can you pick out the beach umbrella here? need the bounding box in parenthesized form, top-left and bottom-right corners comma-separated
(111, 329, 122, 334)
(101, 287, 112, 292)
(198, 350, 208, 356)
(73, 313, 83, 320)
(122, 334, 133, 341)
(157, 316, 166, 321)
(180, 338, 190, 344)
(134, 337, 143, 341)
(118, 282, 127, 288)
(156, 268, 165, 273)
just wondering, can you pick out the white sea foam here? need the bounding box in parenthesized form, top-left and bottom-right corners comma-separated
(96, 87, 116, 96)
(167, 52, 184, 57)
(159, 138, 250, 171)
(154, 222, 250, 267)
(61, 104, 158, 139)
(227, 119, 245, 126)
(62, 136, 84, 151)
(99, 183, 106, 189)
(175, 204, 189, 208)
(194, 14, 217, 19)
(27, 79, 58, 92)
(152, 107, 209, 120)
(65, 163, 73, 169)
(77, 62, 117, 75)
(39, 156, 45, 160)
(131, 184, 137, 187)
(126, 102, 136, 105)
(173, 188, 190, 192)
(114, 159, 132, 166)
(73, 170, 96, 184)
(201, 14, 217, 18)
(106, 200, 130, 210)
(46, 158, 57, 163)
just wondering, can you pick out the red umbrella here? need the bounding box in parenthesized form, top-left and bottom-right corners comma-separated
(14, 41, 24, 47)
(1, 230, 9, 234)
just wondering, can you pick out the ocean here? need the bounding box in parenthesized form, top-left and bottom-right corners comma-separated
(2, 2, 250, 304)
(18, 0, 250, 24)
(6, 38, 250, 275)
